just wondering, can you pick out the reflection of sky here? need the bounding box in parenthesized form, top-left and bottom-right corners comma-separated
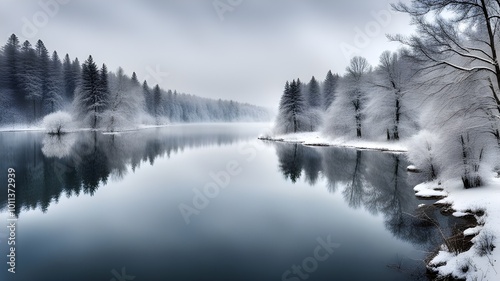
(1, 0, 414, 107)
(0, 125, 432, 281)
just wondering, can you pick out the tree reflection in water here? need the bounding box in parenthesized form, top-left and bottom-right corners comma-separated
(274, 143, 459, 252)
(0, 127, 251, 216)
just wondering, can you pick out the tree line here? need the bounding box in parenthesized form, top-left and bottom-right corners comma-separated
(274, 0, 500, 189)
(0, 34, 270, 129)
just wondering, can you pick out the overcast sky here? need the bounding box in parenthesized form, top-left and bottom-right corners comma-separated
(0, 0, 414, 108)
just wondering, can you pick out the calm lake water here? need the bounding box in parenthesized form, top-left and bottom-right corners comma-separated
(0, 124, 460, 281)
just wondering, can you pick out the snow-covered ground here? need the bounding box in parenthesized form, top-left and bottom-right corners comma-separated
(259, 132, 408, 152)
(261, 132, 499, 280)
(420, 177, 500, 281)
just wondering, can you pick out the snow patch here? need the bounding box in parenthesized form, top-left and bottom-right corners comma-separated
(260, 132, 408, 152)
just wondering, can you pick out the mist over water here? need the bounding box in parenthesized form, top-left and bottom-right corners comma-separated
(0, 124, 463, 281)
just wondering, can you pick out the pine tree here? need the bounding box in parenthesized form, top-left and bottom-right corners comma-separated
(322, 70, 338, 110)
(307, 76, 321, 108)
(276, 80, 308, 133)
(1, 34, 20, 94)
(35, 40, 50, 112)
(131, 72, 139, 86)
(98, 64, 109, 110)
(153, 84, 162, 122)
(143, 80, 152, 114)
(44, 51, 64, 114)
(19, 40, 42, 121)
(72, 57, 81, 90)
(75, 55, 104, 128)
(63, 54, 79, 102)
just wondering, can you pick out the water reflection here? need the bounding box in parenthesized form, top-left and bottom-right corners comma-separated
(274, 143, 451, 250)
(0, 125, 259, 215)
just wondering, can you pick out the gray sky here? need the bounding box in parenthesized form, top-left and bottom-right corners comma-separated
(0, 0, 414, 107)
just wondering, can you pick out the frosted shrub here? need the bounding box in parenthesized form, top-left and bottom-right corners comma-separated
(42, 111, 73, 135)
(407, 130, 440, 180)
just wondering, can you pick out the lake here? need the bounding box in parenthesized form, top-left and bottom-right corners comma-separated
(0, 124, 461, 281)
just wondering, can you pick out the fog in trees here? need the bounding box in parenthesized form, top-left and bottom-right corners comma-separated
(364, 50, 419, 140)
(270, 0, 500, 189)
(390, 0, 500, 188)
(0, 34, 271, 129)
(274, 79, 323, 134)
(322, 70, 339, 111)
(324, 56, 371, 139)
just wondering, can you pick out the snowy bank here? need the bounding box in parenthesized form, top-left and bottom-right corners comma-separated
(259, 132, 408, 152)
(261, 132, 499, 280)
(419, 177, 500, 281)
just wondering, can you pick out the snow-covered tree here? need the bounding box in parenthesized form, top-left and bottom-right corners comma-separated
(102, 67, 145, 131)
(407, 130, 440, 180)
(392, 0, 500, 109)
(365, 50, 419, 140)
(153, 84, 162, 123)
(324, 56, 371, 138)
(420, 70, 498, 188)
(142, 80, 153, 114)
(35, 40, 51, 114)
(73, 56, 105, 128)
(0, 34, 270, 126)
(19, 40, 42, 122)
(98, 64, 110, 110)
(322, 70, 339, 111)
(392, 0, 500, 188)
(44, 51, 64, 114)
(42, 111, 73, 135)
(306, 76, 321, 108)
(274, 80, 312, 134)
(1, 34, 20, 98)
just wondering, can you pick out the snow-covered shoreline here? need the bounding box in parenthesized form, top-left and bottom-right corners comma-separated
(259, 132, 408, 152)
(419, 178, 500, 281)
(261, 132, 499, 281)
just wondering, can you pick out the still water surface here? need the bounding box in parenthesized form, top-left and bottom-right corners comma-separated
(0, 124, 458, 281)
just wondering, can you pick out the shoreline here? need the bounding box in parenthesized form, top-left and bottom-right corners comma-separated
(260, 135, 499, 281)
(258, 134, 408, 153)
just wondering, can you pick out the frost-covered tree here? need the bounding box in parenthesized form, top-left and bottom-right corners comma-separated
(0, 34, 270, 126)
(35, 40, 50, 112)
(322, 70, 339, 111)
(324, 56, 371, 138)
(306, 76, 321, 108)
(63, 54, 79, 102)
(42, 111, 73, 135)
(153, 84, 162, 122)
(142, 81, 153, 114)
(19, 40, 42, 121)
(274, 80, 311, 133)
(98, 64, 110, 110)
(392, 0, 500, 188)
(44, 51, 64, 114)
(392, 0, 500, 109)
(408, 130, 440, 180)
(419, 70, 498, 188)
(365, 50, 419, 140)
(1, 34, 20, 97)
(131, 72, 139, 86)
(102, 67, 145, 131)
(74, 56, 104, 128)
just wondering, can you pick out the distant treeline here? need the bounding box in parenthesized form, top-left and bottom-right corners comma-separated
(0, 34, 271, 128)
